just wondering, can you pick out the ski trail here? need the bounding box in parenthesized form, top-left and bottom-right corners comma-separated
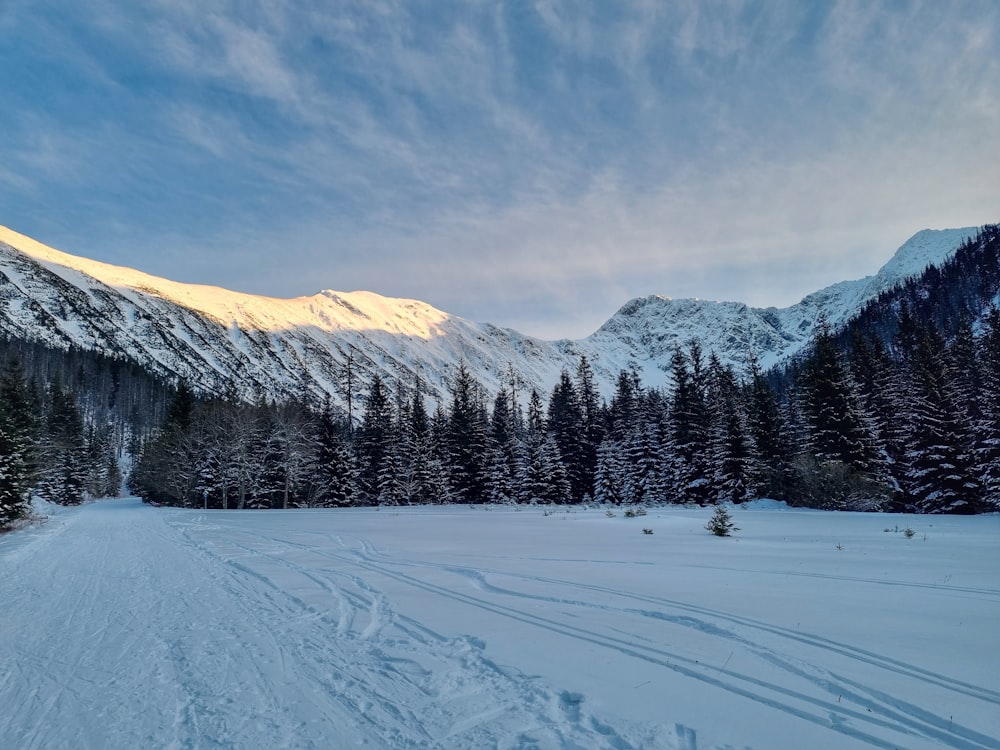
(230, 525, 996, 750)
(4, 502, 995, 750)
(342, 533, 1000, 706)
(167, 513, 677, 750)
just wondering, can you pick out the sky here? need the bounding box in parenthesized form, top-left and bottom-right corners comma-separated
(1, 1, 998, 339)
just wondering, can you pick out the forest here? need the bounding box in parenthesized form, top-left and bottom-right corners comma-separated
(1, 226, 998, 527)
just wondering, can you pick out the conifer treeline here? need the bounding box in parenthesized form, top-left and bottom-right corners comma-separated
(0, 338, 172, 528)
(0, 359, 124, 527)
(127, 226, 1000, 515)
(127, 304, 999, 514)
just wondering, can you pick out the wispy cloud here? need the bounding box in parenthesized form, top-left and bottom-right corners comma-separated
(1, 1, 997, 338)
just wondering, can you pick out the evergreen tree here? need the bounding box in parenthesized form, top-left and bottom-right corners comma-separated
(519, 433, 572, 505)
(607, 369, 641, 438)
(706, 355, 755, 505)
(975, 309, 1000, 509)
(356, 375, 393, 504)
(668, 344, 711, 504)
(312, 407, 356, 507)
(899, 326, 982, 512)
(547, 370, 586, 502)
(487, 388, 520, 504)
(705, 504, 739, 536)
(397, 386, 438, 505)
(445, 364, 489, 503)
(574, 355, 603, 501)
(746, 354, 793, 500)
(594, 438, 625, 505)
(0, 361, 36, 527)
(38, 384, 89, 505)
(798, 320, 881, 474)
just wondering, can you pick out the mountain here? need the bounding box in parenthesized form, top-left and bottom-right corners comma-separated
(0, 224, 982, 409)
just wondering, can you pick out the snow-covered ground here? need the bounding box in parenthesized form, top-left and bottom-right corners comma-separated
(1, 500, 997, 750)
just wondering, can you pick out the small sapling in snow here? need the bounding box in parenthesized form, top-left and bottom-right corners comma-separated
(706, 505, 739, 537)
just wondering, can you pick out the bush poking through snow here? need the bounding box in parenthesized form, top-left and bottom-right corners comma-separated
(642, 528, 653, 535)
(903, 526, 916, 539)
(706, 505, 739, 537)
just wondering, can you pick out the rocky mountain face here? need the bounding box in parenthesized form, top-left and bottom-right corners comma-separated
(0, 225, 981, 409)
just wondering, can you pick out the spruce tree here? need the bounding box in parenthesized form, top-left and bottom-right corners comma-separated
(746, 355, 793, 500)
(594, 439, 625, 505)
(0, 361, 36, 527)
(313, 408, 356, 507)
(356, 375, 393, 504)
(574, 355, 603, 501)
(445, 364, 489, 503)
(668, 344, 711, 504)
(798, 320, 880, 474)
(547, 370, 586, 502)
(706, 355, 755, 505)
(976, 308, 1000, 509)
(899, 326, 982, 512)
(38, 384, 89, 505)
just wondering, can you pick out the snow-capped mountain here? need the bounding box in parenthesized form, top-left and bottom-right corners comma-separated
(0, 225, 980, 407)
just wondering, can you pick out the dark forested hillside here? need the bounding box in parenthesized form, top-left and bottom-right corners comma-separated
(773, 224, 1000, 512)
(0, 337, 175, 526)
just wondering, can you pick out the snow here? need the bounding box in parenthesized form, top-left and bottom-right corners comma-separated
(0, 223, 984, 408)
(2, 500, 996, 750)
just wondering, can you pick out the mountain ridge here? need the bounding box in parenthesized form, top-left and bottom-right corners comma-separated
(0, 224, 982, 408)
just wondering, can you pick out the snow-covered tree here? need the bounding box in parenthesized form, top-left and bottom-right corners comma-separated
(0, 361, 36, 527)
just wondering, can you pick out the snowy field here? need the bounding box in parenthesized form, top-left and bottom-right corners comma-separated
(1, 500, 997, 750)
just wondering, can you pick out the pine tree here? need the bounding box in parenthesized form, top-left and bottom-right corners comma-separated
(547, 370, 586, 502)
(312, 408, 356, 507)
(798, 320, 881, 473)
(621, 419, 664, 505)
(976, 308, 1000, 509)
(705, 504, 739, 536)
(574, 355, 603, 501)
(356, 375, 393, 505)
(38, 384, 89, 505)
(0, 361, 36, 527)
(594, 439, 625, 505)
(668, 344, 712, 504)
(519, 433, 571, 505)
(397, 386, 438, 505)
(899, 326, 982, 513)
(486, 388, 520, 504)
(445, 364, 489, 503)
(706, 355, 755, 505)
(746, 355, 793, 500)
(607, 369, 641, 438)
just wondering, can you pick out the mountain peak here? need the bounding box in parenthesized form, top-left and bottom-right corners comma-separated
(0, 223, 987, 405)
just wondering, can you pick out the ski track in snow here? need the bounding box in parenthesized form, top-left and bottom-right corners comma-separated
(221, 528, 998, 750)
(1, 500, 997, 750)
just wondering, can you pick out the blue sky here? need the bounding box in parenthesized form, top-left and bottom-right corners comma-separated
(1, 1, 997, 338)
